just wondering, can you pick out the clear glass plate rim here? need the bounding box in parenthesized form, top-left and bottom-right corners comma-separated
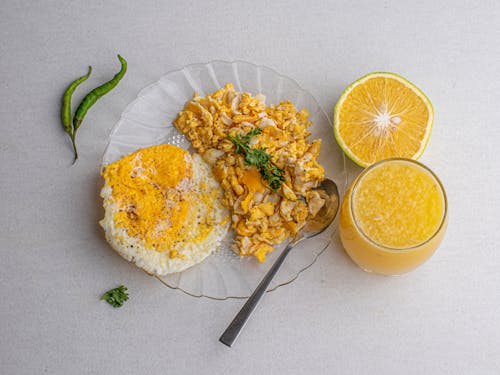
(101, 59, 349, 300)
(154, 238, 333, 301)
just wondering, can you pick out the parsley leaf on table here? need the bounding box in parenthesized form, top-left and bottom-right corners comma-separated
(101, 285, 129, 308)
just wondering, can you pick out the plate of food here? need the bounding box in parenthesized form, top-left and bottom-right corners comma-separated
(100, 60, 347, 299)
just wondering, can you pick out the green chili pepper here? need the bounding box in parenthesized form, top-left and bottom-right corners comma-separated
(73, 55, 127, 132)
(61, 66, 92, 161)
(60, 55, 127, 163)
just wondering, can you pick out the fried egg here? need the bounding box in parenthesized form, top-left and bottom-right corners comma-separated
(99, 144, 229, 276)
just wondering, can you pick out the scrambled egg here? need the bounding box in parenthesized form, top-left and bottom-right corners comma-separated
(99, 144, 229, 276)
(174, 84, 325, 262)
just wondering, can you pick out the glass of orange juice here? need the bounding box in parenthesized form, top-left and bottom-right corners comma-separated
(339, 158, 448, 275)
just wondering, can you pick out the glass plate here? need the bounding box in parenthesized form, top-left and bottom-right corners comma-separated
(102, 60, 347, 299)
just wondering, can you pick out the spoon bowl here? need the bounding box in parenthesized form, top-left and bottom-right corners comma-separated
(298, 178, 340, 241)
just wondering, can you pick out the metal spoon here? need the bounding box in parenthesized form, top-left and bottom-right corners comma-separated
(219, 178, 340, 347)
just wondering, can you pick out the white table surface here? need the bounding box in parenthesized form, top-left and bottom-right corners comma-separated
(2, 1, 499, 374)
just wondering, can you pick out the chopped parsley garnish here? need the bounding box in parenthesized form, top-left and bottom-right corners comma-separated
(227, 128, 285, 192)
(101, 285, 129, 308)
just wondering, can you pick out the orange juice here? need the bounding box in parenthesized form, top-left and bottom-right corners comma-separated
(339, 158, 447, 275)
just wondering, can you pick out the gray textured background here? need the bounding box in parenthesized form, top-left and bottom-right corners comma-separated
(1, 1, 499, 374)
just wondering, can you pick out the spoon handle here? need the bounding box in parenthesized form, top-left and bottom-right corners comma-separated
(219, 241, 295, 347)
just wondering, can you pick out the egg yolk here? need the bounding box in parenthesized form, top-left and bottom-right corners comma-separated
(102, 144, 192, 252)
(239, 167, 266, 213)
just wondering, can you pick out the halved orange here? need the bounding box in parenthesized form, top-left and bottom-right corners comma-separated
(334, 72, 434, 168)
